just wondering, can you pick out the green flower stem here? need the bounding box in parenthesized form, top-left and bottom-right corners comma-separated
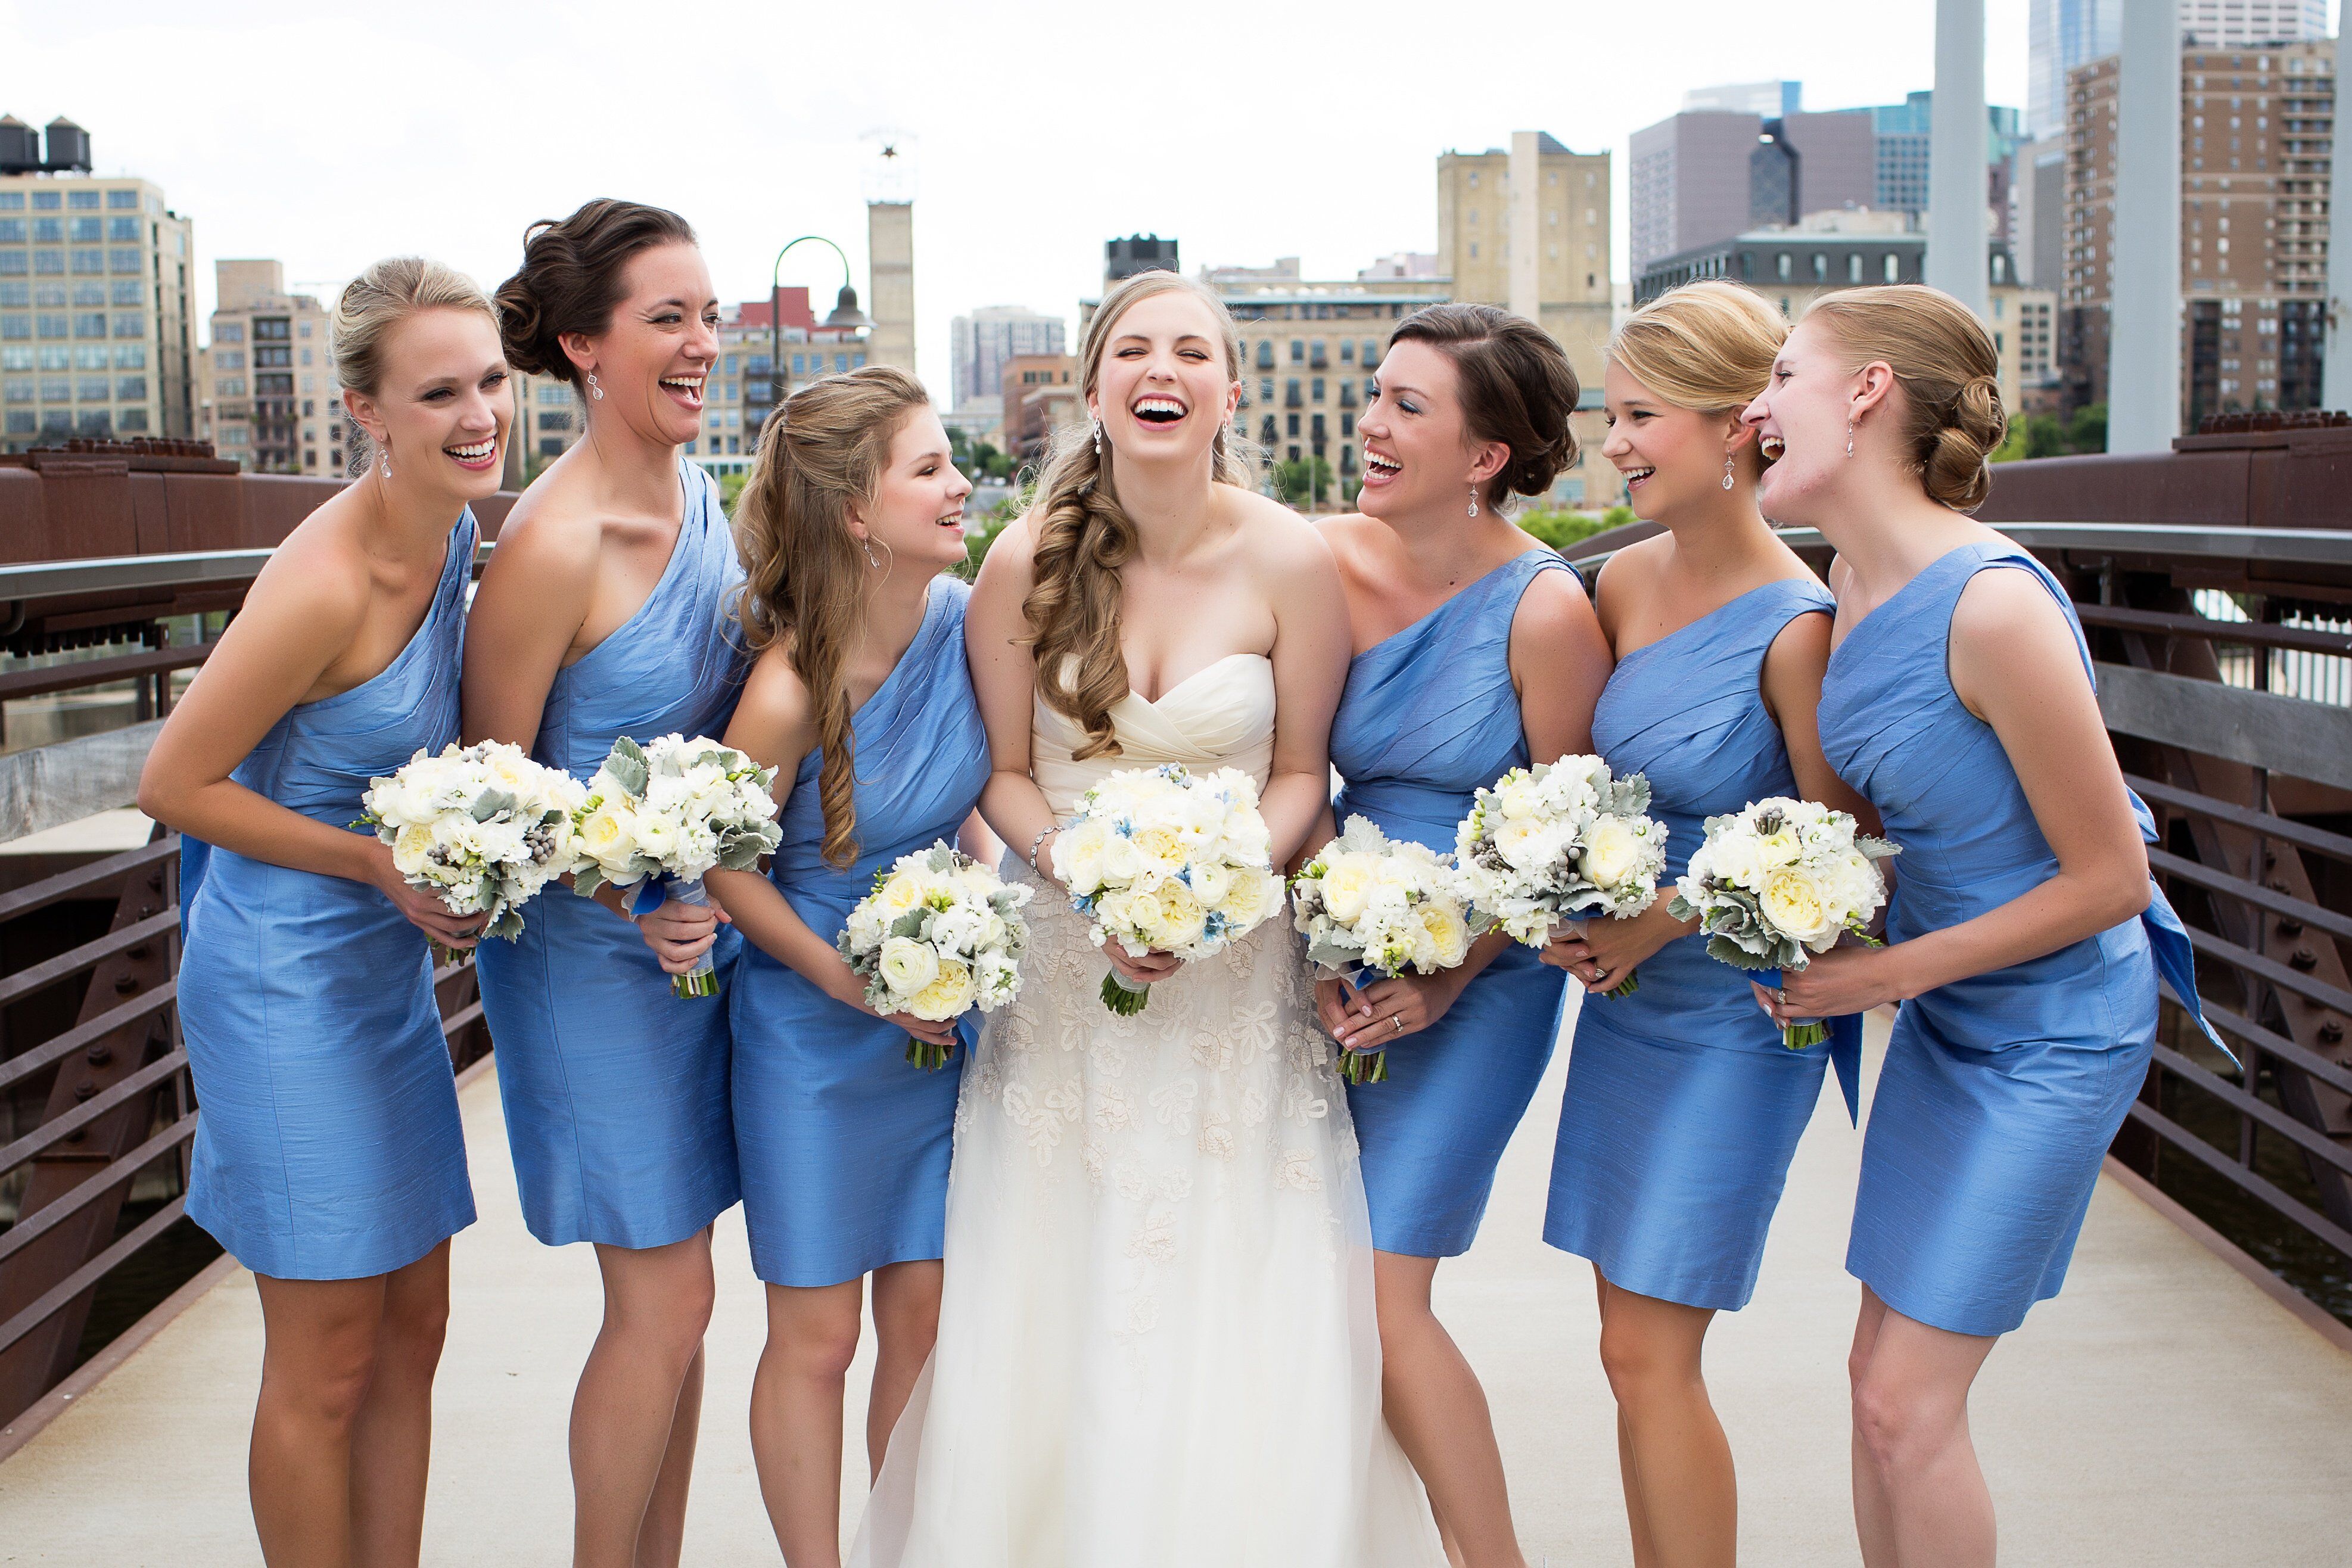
(1782, 1019, 1828, 1050)
(1100, 970, 1151, 1016)
(1603, 970, 1639, 1000)
(905, 1034, 958, 1071)
(672, 969, 720, 1000)
(1341, 1046, 1389, 1085)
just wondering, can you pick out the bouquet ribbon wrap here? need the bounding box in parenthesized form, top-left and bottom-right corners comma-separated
(633, 874, 720, 998)
(1756, 966, 1862, 1125)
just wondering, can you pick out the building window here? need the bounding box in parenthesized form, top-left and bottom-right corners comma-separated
(1290, 340, 1303, 363)
(1311, 377, 1325, 402)
(540, 437, 564, 457)
(70, 250, 102, 274)
(32, 219, 60, 243)
(117, 376, 146, 400)
(77, 376, 108, 401)
(111, 312, 142, 338)
(1776, 253, 1792, 280)
(216, 322, 243, 343)
(29, 191, 57, 210)
(216, 349, 245, 371)
(107, 189, 137, 210)
(66, 190, 98, 210)
(1847, 253, 1863, 283)
(1256, 341, 1273, 369)
(1883, 253, 1900, 282)
(73, 312, 105, 338)
(110, 279, 139, 305)
(32, 250, 63, 275)
(1812, 253, 1828, 281)
(1340, 413, 1355, 437)
(1286, 412, 1301, 436)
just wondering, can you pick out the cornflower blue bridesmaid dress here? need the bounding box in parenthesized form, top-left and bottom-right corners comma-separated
(1327, 550, 1576, 1257)
(728, 577, 992, 1287)
(1544, 577, 1857, 1311)
(1819, 541, 2219, 1336)
(178, 512, 478, 1278)
(474, 461, 748, 1249)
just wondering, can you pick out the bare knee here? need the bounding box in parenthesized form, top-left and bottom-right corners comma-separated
(1596, 1294, 1709, 1410)
(1850, 1366, 1950, 1476)
(378, 1285, 450, 1378)
(266, 1333, 381, 1430)
(770, 1296, 863, 1384)
(601, 1246, 716, 1374)
(872, 1278, 940, 1361)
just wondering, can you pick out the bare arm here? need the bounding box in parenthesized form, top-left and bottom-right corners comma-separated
(1258, 521, 1351, 870)
(966, 515, 1062, 874)
(461, 507, 598, 748)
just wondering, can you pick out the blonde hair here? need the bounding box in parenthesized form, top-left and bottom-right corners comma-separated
(331, 257, 499, 475)
(1022, 270, 1254, 761)
(733, 365, 933, 868)
(1805, 285, 2006, 512)
(1611, 280, 1788, 415)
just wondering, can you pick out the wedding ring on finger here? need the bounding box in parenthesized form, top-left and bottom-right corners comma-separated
(1391, 1014, 1404, 1035)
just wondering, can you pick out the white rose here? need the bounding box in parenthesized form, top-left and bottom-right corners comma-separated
(1415, 899, 1471, 969)
(1155, 886, 1209, 951)
(1494, 775, 1544, 822)
(877, 936, 940, 997)
(1187, 858, 1233, 907)
(907, 959, 976, 1021)
(1217, 864, 1279, 931)
(1098, 832, 1144, 887)
(1492, 816, 1560, 873)
(633, 813, 679, 861)
(1319, 853, 1379, 925)
(391, 822, 435, 878)
(1579, 817, 1644, 890)
(1711, 833, 1768, 892)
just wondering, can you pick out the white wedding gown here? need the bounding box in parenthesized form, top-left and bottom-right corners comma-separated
(851, 654, 1443, 1567)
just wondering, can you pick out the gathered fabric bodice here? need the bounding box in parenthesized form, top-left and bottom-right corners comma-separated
(1031, 652, 1277, 817)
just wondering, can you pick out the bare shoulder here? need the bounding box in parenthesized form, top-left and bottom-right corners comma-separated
(1589, 532, 1667, 614)
(246, 497, 372, 635)
(1950, 560, 2073, 650)
(487, 479, 601, 577)
(971, 511, 1039, 599)
(1227, 489, 1336, 576)
(739, 640, 815, 726)
(1513, 553, 1598, 640)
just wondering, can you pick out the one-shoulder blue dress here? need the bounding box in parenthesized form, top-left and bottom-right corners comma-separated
(475, 461, 748, 1250)
(1545, 577, 1850, 1311)
(1329, 550, 1577, 1258)
(729, 577, 992, 1287)
(1820, 540, 2217, 1337)
(178, 511, 479, 1280)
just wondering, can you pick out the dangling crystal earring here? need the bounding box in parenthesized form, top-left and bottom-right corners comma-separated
(378, 441, 391, 481)
(1467, 486, 1480, 519)
(1846, 419, 1856, 458)
(863, 537, 880, 568)
(1090, 416, 1102, 456)
(588, 371, 605, 402)
(1722, 453, 1736, 491)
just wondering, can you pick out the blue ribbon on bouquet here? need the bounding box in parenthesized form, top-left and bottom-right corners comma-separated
(1756, 966, 1862, 1126)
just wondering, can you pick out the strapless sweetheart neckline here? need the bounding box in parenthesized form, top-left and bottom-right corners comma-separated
(1128, 650, 1271, 708)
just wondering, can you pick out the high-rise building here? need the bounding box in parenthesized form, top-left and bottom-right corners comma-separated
(203, 260, 338, 474)
(1628, 109, 1876, 273)
(2179, 0, 2328, 47)
(1868, 91, 2026, 234)
(2028, 1, 2324, 139)
(2059, 39, 2334, 426)
(867, 199, 914, 374)
(948, 305, 1065, 423)
(1683, 80, 1805, 117)
(2011, 134, 2070, 287)
(999, 352, 1079, 463)
(0, 117, 194, 453)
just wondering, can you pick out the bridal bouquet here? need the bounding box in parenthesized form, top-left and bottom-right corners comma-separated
(568, 734, 784, 998)
(1455, 755, 1668, 996)
(1667, 796, 1898, 1047)
(839, 842, 1034, 1069)
(1292, 815, 1477, 1084)
(359, 740, 586, 944)
(1050, 763, 1286, 1016)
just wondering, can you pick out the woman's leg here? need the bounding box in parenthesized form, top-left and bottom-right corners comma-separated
(633, 1343, 705, 1568)
(249, 1271, 390, 1568)
(1592, 1268, 1732, 1568)
(1373, 1250, 1526, 1568)
(748, 1277, 866, 1567)
(865, 1259, 942, 1474)
(1847, 1288, 1896, 1564)
(1847, 1289, 1999, 1568)
(347, 1243, 452, 1568)
(571, 1230, 717, 1568)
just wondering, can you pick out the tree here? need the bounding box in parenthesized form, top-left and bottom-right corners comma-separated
(1273, 455, 1333, 508)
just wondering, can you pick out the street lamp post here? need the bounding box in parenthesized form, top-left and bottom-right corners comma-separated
(768, 236, 875, 427)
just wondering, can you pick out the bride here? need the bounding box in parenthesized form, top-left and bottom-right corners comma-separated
(851, 271, 1444, 1566)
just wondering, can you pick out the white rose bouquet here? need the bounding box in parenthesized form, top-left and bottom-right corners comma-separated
(1291, 815, 1477, 1084)
(1667, 796, 1899, 1047)
(568, 734, 784, 998)
(1455, 755, 1669, 995)
(1050, 763, 1286, 1016)
(358, 740, 586, 946)
(838, 842, 1034, 1069)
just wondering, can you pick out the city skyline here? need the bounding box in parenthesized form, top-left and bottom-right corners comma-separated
(5, 0, 2057, 397)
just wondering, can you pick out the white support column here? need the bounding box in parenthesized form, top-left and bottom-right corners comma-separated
(2109, 2, 2183, 453)
(1927, 0, 1989, 318)
(1509, 131, 1541, 323)
(2324, 26, 2352, 412)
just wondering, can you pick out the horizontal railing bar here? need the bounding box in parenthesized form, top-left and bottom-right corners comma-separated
(0, 838, 174, 925)
(1566, 522, 2352, 573)
(0, 539, 494, 604)
(2201, 1001, 2352, 1099)
(2076, 602, 2352, 658)
(2123, 1099, 2352, 1258)
(0, 1119, 196, 1268)
(0, 1050, 185, 1177)
(2098, 663, 2352, 788)
(2185, 925, 2352, 1015)
(0, 1197, 187, 1362)
(438, 1000, 483, 1040)
(0, 910, 176, 1010)
(2151, 1043, 2352, 1177)
(0, 644, 209, 704)
(0, 981, 175, 1094)
(2129, 774, 2352, 866)
(2148, 847, 2352, 944)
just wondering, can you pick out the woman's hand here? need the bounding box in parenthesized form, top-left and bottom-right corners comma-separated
(1752, 942, 1905, 1029)
(1101, 938, 1184, 990)
(365, 840, 489, 950)
(634, 896, 730, 977)
(1541, 903, 1692, 994)
(1320, 967, 1469, 1054)
(820, 960, 959, 1051)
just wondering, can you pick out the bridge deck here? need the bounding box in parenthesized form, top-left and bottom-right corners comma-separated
(3, 1003, 2350, 1565)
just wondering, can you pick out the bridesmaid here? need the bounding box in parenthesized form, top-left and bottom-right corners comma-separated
(1743, 284, 2220, 1567)
(1539, 280, 1879, 1568)
(138, 257, 505, 1566)
(464, 200, 745, 1568)
(1314, 302, 1611, 1568)
(703, 366, 993, 1565)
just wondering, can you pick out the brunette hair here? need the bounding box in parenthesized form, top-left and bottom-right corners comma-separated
(1805, 285, 2007, 512)
(733, 365, 933, 867)
(494, 198, 696, 387)
(1386, 303, 1581, 511)
(331, 257, 499, 477)
(1022, 270, 1253, 761)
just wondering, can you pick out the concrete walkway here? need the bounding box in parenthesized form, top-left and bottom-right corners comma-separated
(5, 998, 2351, 1564)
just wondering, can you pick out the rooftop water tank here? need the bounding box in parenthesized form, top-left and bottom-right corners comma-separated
(0, 116, 39, 176)
(42, 117, 90, 174)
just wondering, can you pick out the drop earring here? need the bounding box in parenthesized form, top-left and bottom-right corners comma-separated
(1090, 416, 1102, 456)
(1722, 453, 1736, 491)
(863, 537, 880, 568)
(1846, 419, 1856, 458)
(588, 371, 604, 402)
(378, 440, 391, 481)
(1467, 486, 1480, 519)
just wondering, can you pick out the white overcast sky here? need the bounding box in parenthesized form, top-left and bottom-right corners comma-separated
(8, 0, 2318, 393)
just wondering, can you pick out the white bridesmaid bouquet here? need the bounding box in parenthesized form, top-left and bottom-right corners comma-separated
(359, 740, 586, 944)
(1667, 797, 1899, 1048)
(1291, 815, 1477, 1084)
(838, 842, 1034, 1070)
(568, 734, 784, 998)
(1050, 763, 1287, 1016)
(1455, 755, 1668, 995)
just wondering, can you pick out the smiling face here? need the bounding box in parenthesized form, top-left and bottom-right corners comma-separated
(1742, 316, 1865, 524)
(857, 406, 975, 574)
(1601, 359, 1750, 522)
(562, 241, 719, 448)
(1355, 338, 1501, 522)
(1088, 288, 1239, 469)
(346, 306, 511, 504)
